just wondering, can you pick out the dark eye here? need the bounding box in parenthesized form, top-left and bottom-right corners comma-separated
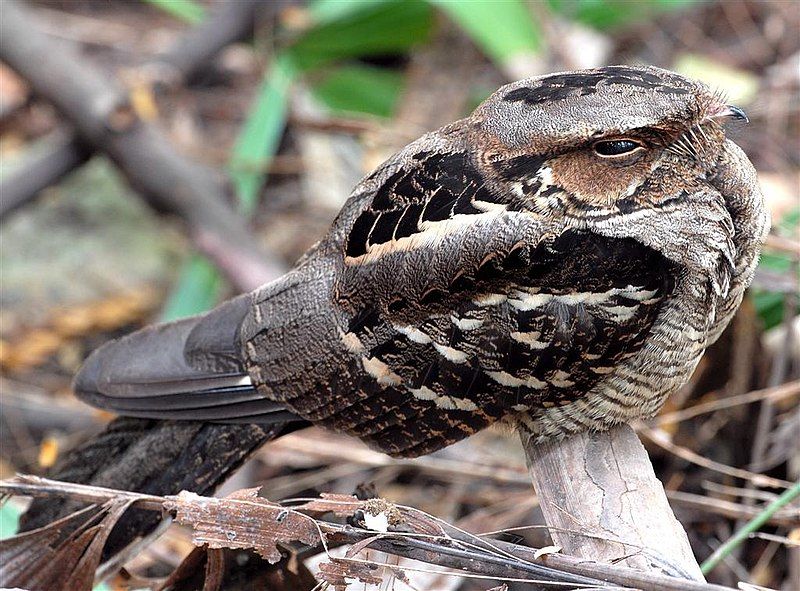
(593, 139, 644, 157)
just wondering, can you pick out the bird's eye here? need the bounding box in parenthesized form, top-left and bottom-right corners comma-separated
(593, 139, 645, 158)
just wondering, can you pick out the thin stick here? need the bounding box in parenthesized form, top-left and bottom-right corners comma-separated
(649, 380, 800, 427)
(639, 426, 793, 489)
(0, 131, 91, 219)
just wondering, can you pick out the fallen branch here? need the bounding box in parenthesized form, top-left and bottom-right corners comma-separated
(143, 0, 276, 87)
(0, 475, 740, 591)
(0, 0, 282, 291)
(0, 131, 91, 218)
(0, 0, 275, 224)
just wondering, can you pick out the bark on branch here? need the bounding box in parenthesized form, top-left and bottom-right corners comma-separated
(0, 0, 283, 291)
(523, 424, 706, 581)
(0, 131, 92, 218)
(144, 0, 273, 87)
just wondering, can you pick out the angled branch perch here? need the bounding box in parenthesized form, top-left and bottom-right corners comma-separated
(523, 424, 706, 580)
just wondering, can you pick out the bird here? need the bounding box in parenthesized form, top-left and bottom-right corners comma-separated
(20, 65, 769, 555)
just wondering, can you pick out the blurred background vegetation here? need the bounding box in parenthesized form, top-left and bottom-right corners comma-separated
(0, 1, 797, 590)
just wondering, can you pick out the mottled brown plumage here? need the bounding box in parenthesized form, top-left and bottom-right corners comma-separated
(229, 66, 767, 456)
(22, 66, 768, 545)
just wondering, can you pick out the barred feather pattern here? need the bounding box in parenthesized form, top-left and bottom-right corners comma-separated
(243, 124, 767, 456)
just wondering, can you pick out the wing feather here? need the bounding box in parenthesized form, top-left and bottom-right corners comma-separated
(73, 293, 302, 426)
(288, 144, 674, 456)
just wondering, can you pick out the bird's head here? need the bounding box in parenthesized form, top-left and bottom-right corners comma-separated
(473, 65, 748, 213)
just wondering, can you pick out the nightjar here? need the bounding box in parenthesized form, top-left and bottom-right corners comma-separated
(21, 66, 768, 541)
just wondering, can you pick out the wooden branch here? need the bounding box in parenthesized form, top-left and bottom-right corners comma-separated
(0, 0, 283, 291)
(0, 131, 91, 218)
(522, 424, 705, 581)
(144, 0, 276, 86)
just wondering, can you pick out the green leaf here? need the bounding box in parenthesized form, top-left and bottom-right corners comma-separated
(287, 0, 434, 71)
(752, 250, 795, 330)
(431, 0, 541, 63)
(752, 206, 799, 330)
(230, 54, 297, 216)
(162, 55, 295, 320)
(141, 0, 205, 24)
(0, 502, 21, 539)
(751, 290, 786, 330)
(160, 255, 223, 321)
(311, 63, 404, 117)
(775, 206, 799, 234)
(547, 0, 696, 29)
(308, 0, 397, 25)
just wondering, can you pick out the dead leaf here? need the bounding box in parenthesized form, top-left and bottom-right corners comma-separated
(533, 545, 562, 559)
(0, 499, 133, 591)
(294, 492, 361, 517)
(317, 558, 382, 588)
(166, 489, 321, 563)
(38, 437, 59, 469)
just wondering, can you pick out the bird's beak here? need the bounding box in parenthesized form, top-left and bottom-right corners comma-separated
(713, 105, 749, 124)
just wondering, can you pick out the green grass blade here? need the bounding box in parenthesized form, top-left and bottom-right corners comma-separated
(141, 0, 205, 24)
(287, 0, 433, 72)
(700, 480, 800, 574)
(547, 0, 696, 29)
(311, 63, 403, 118)
(308, 0, 397, 25)
(431, 0, 542, 64)
(160, 255, 223, 321)
(230, 54, 297, 216)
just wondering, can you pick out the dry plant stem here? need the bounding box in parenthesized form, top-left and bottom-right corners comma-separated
(668, 490, 800, 528)
(523, 424, 705, 581)
(0, 0, 281, 291)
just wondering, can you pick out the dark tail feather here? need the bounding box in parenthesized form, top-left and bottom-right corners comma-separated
(19, 417, 291, 557)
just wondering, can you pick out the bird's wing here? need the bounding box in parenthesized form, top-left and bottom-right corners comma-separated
(259, 144, 676, 456)
(73, 293, 301, 424)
